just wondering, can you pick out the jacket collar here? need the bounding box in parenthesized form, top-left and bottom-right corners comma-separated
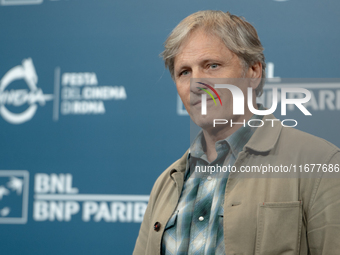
(244, 113, 282, 152)
(169, 149, 189, 176)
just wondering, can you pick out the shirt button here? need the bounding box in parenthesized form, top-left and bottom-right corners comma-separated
(154, 222, 161, 232)
(199, 216, 204, 221)
(207, 176, 212, 181)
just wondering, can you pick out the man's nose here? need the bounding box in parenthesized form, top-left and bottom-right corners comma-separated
(190, 70, 215, 94)
(190, 68, 202, 93)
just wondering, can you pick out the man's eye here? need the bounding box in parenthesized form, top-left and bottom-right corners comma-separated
(209, 64, 219, 69)
(180, 70, 189, 76)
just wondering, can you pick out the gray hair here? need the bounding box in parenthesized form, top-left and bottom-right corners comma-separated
(160, 10, 266, 96)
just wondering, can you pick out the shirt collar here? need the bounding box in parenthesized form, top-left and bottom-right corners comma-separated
(171, 107, 283, 178)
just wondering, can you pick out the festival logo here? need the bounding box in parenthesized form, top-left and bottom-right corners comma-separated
(0, 58, 53, 124)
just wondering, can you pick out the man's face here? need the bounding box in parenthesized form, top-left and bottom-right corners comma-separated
(174, 29, 257, 131)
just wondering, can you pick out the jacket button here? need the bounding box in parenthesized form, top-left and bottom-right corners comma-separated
(154, 222, 161, 232)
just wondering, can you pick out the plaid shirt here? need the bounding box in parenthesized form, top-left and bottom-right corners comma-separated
(162, 108, 264, 255)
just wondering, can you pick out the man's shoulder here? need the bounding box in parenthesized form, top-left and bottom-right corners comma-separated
(154, 150, 187, 185)
(278, 127, 340, 159)
(148, 150, 188, 202)
(250, 114, 340, 162)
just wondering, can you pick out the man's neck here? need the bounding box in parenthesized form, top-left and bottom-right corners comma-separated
(202, 111, 255, 163)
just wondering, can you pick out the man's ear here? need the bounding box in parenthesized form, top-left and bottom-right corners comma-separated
(248, 62, 262, 90)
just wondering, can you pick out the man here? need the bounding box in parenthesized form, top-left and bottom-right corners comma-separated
(133, 10, 340, 255)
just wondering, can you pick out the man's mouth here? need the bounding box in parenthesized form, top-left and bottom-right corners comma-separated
(192, 97, 217, 106)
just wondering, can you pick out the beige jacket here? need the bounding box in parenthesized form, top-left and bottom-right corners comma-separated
(133, 114, 340, 255)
